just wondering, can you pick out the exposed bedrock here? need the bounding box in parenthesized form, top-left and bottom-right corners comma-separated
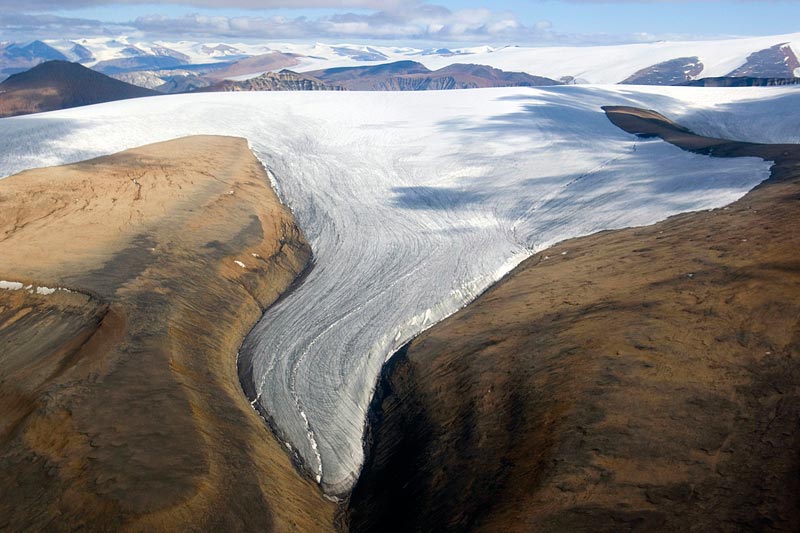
(621, 56, 704, 85)
(727, 43, 800, 78)
(0, 136, 336, 531)
(348, 111, 800, 532)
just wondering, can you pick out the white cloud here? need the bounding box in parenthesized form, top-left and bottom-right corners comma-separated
(0, 0, 413, 12)
(0, 0, 719, 45)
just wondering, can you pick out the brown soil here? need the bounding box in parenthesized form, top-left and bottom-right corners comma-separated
(0, 136, 336, 531)
(348, 109, 800, 531)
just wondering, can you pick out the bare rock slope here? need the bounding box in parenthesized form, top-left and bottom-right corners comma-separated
(0, 136, 336, 531)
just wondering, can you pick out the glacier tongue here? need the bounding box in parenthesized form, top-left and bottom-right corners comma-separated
(0, 86, 794, 495)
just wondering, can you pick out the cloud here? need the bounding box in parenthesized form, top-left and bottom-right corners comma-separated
(126, 6, 555, 42)
(0, 0, 729, 45)
(0, 12, 127, 38)
(0, 7, 665, 45)
(0, 0, 413, 12)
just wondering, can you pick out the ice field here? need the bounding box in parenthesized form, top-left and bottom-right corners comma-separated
(1, 85, 798, 494)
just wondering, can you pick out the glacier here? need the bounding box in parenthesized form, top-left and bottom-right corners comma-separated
(0, 86, 797, 495)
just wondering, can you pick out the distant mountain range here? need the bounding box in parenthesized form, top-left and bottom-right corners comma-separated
(1, 34, 798, 89)
(304, 61, 560, 90)
(0, 40, 68, 79)
(0, 60, 158, 118)
(0, 33, 798, 117)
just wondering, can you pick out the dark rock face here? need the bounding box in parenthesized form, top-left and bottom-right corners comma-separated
(728, 43, 800, 78)
(621, 56, 704, 85)
(347, 110, 800, 532)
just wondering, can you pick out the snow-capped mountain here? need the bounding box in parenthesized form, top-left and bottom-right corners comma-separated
(1, 85, 797, 494)
(1, 33, 796, 87)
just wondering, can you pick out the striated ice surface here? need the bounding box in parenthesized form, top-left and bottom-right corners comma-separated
(0, 86, 796, 495)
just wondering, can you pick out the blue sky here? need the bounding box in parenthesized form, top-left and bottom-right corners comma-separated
(3, 0, 799, 44)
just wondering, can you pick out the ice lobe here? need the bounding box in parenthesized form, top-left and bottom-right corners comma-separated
(0, 86, 795, 495)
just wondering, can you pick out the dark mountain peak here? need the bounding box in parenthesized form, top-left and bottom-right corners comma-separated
(3, 60, 101, 87)
(0, 60, 159, 118)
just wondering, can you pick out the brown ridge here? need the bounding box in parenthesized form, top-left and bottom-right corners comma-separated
(0, 136, 336, 531)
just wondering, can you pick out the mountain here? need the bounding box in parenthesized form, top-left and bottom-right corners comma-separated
(680, 76, 800, 87)
(150, 45, 191, 62)
(331, 45, 389, 61)
(305, 60, 561, 90)
(397, 34, 800, 85)
(200, 70, 343, 92)
(112, 69, 212, 93)
(3, 33, 791, 88)
(621, 56, 704, 85)
(200, 43, 247, 57)
(69, 42, 95, 62)
(621, 43, 800, 86)
(620, 43, 800, 85)
(0, 60, 159, 118)
(728, 42, 800, 78)
(0, 136, 335, 531)
(92, 55, 188, 75)
(204, 52, 302, 80)
(0, 40, 68, 80)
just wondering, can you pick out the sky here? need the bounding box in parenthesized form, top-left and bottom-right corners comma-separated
(1, 0, 799, 45)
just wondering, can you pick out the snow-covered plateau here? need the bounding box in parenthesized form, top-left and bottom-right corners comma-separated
(1, 86, 798, 495)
